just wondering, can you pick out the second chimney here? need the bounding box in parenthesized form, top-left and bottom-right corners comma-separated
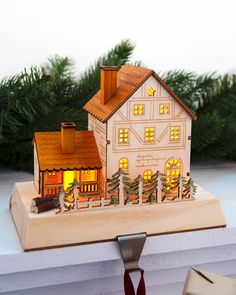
(100, 66, 119, 105)
(61, 122, 76, 153)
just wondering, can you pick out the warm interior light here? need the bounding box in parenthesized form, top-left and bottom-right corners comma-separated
(160, 104, 169, 115)
(170, 126, 180, 141)
(45, 172, 63, 185)
(145, 127, 155, 142)
(119, 128, 129, 143)
(143, 170, 153, 180)
(165, 159, 181, 188)
(119, 158, 128, 169)
(134, 104, 144, 115)
(64, 171, 75, 190)
(81, 170, 97, 182)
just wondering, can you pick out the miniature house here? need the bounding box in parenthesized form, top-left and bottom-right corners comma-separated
(84, 65, 197, 197)
(33, 64, 197, 203)
(33, 122, 102, 197)
(11, 64, 226, 250)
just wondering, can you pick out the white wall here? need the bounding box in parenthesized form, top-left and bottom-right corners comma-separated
(0, 0, 236, 79)
(106, 75, 192, 180)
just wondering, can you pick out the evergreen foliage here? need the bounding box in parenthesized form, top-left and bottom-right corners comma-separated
(0, 40, 136, 170)
(143, 171, 159, 203)
(0, 39, 236, 171)
(161, 71, 236, 161)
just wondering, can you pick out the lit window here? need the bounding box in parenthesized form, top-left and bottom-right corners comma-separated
(170, 126, 180, 141)
(64, 171, 75, 190)
(160, 104, 169, 114)
(119, 158, 128, 169)
(143, 170, 153, 180)
(45, 172, 63, 185)
(80, 184, 98, 193)
(145, 127, 155, 142)
(134, 104, 144, 115)
(165, 159, 181, 189)
(119, 128, 129, 144)
(81, 170, 97, 182)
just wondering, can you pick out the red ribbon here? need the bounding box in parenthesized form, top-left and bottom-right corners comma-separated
(124, 269, 146, 295)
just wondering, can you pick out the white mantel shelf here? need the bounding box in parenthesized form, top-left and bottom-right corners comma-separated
(1, 161, 236, 295)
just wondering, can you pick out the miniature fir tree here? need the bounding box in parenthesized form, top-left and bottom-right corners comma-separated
(64, 179, 80, 211)
(108, 168, 130, 206)
(143, 171, 158, 204)
(182, 177, 197, 199)
(162, 175, 180, 201)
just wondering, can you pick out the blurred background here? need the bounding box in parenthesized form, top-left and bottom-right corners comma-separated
(0, 0, 236, 171)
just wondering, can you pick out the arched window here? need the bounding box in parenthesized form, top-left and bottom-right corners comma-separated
(165, 158, 182, 184)
(119, 157, 128, 169)
(143, 170, 153, 181)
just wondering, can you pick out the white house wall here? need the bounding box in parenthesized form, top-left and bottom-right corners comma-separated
(106, 75, 192, 180)
(88, 114, 107, 195)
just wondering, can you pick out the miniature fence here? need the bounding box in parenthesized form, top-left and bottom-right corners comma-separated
(60, 172, 196, 213)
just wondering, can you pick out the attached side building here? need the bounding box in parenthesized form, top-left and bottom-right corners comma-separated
(33, 122, 102, 197)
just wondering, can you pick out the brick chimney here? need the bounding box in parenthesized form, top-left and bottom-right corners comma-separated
(100, 66, 119, 105)
(61, 122, 76, 153)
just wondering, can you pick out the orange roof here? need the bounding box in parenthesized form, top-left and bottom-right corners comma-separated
(83, 64, 197, 122)
(34, 131, 102, 172)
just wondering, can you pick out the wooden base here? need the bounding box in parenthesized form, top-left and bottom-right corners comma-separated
(10, 182, 226, 251)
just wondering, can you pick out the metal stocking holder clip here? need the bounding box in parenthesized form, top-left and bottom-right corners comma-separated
(117, 232, 147, 295)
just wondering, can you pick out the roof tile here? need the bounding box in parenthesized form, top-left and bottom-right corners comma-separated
(34, 131, 102, 171)
(83, 64, 197, 122)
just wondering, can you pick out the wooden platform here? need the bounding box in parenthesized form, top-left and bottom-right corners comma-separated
(10, 182, 226, 251)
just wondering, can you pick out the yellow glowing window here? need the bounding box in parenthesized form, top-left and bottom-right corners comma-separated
(170, 126, 180, 141)
(143, 170, 153, 180)
(119, 157, 128, 169)
(134, 104, 144, 115)
(81, 170, 97, 182)
(165, 159, 181, 189)
(63, 171, 75, 191)
(45, 172, 63, 185)
(145, 127, 155, 142)
(160, 104, 170, 114)
(119, 128, 129, 144)
(80, 183, 98, 193)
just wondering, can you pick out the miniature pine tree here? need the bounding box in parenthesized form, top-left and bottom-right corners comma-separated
(161, 175, 171, 201)
(107, 169, 121, 205)
(108, 168, 129, 206)
(110, 195, 118, 206)
(143, 171, 158, 204)
(169, 176, 180, 200)
(123, 175, 132, 205)
(182, 177, 197, 199)
(132, 175, 142, 204)
(64, 179, 80, 211)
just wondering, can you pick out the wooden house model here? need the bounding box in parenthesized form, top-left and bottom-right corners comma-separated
(33, 65, 197, 207)
(11, 65, 226, 250)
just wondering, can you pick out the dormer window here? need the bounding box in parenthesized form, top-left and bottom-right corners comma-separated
(119, 128, 129, 144)
(160, 104, 170, 114)
(134, 104, 144, 115)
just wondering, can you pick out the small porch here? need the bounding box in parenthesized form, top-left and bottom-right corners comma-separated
(41, 169, 101, 198)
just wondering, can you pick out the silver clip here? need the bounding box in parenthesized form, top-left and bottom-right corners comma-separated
(117, 232, 147, 271)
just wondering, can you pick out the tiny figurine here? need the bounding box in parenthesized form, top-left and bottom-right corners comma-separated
(10, 65, 226, 250)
